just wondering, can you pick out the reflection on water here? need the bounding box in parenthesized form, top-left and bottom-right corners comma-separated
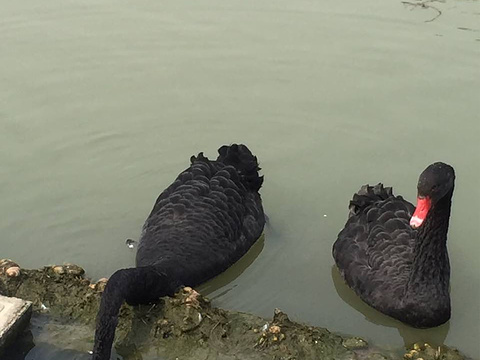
(199, 234, 266, 297)
(3, 315, 93, 360)
(331, 266, 450, 349)
(24, 344, 91, 360)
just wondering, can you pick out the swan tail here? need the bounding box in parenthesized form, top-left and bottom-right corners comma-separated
(348, 183, 394, 218)
(216, 144, 264, 192)
(92, 267, 172, 360)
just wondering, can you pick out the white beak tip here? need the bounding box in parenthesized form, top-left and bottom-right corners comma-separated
(410, 215, 423, 228)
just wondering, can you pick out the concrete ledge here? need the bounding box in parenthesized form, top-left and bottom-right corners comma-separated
(0, 295, 32, 353)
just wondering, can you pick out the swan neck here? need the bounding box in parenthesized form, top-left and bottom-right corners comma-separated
(416, 189, 453, 247)
(409, 189, 453, 289)
(92, 266, 173, 360)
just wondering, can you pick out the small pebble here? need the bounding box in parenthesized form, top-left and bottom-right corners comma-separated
(89, 278, 108, 291)
(95, 278, 108, 292)
(53, 266, 65, 275)
(342, 337, 368, 350)
(64, 264, 85, 276)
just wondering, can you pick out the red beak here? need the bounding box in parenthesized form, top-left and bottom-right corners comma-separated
(410, 196, 432, 228)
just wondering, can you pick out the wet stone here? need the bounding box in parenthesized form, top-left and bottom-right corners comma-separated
(343, 336, 369, 350)
(0, 295, 32, 352)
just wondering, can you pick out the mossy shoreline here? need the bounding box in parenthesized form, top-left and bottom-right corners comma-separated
(0, 264, 468, 360)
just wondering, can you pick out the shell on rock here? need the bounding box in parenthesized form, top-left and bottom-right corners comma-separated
(6, 266, 20, 277)
(92, 278, 108, 292)
(0, 259, 21, 277)
(51, 264, 85, 276)
(269, 325, 281, 334)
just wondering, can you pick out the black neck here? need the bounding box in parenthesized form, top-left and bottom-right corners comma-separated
(408, 189, 453, 292)
(92, 266, 174, 360)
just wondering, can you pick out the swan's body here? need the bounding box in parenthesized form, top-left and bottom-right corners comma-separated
(333, 163, 455, 328)
(93, 144, 265, 359)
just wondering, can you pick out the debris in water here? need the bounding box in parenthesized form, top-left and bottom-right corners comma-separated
(125, 238, 136, 249)
(401, 0, 443, 23)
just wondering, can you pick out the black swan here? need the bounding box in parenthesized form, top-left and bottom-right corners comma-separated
(92, 144, 265, 360)
(332, 162, 455, 328)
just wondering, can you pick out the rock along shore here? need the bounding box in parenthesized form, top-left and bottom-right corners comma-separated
(0, 261, 467, 360)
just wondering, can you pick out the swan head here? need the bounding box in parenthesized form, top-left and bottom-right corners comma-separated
(410, 162, 455, 228)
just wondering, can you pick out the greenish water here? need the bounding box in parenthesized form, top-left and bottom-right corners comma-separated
(1, 0, 479, 358)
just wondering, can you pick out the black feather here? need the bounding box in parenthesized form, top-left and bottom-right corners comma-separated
(333, 162, 455, 328)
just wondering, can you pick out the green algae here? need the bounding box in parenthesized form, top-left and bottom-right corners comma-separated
(0, 264, 470, 360)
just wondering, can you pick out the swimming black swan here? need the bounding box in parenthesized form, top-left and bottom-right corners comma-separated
(92, 144, 265, 360)
(332, 162, 455, 328)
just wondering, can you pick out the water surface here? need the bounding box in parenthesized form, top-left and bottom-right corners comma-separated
(1, 0, 479, 358)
